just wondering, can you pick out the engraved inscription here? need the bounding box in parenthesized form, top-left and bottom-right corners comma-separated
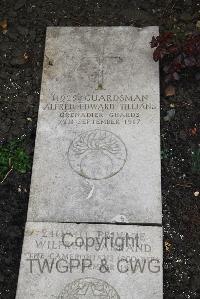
(42, 93, 157, 126)
(68, 130, 127, 180)
(58, 277, 120, 299)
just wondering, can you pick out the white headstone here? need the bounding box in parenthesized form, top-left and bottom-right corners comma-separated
(16, 222, 163, 299)
(16, 27, 163, 299)
(27, 27, 161, 224)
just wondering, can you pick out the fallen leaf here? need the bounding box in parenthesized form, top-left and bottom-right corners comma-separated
(165, 85, 176, 97)
(164, 109, 176, 122)
(165, 240, 172, 252)
(0, 19, 8, 33)
(14, 0, 26, 11)
(189, 127, 197, 136)
(196, 20, 200, 30)
(11, 56, 26, 66)
(10, 51, 29, 66)
(23, 52, 29, 60)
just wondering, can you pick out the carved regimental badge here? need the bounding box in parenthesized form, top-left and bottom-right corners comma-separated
(68, 130, 127, 180)
(58, 277, 120, 298)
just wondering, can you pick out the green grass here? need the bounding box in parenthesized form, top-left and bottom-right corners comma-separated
(0, 138, 31, 182)
(161, 149, 172, 160)
(191, 148, 200, 174)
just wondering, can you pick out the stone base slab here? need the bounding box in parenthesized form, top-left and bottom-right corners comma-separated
(16, 222, 163, 299)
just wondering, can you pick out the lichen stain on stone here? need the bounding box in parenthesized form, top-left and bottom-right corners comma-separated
(111, 214, 129, 223)
(97, 83, 103, 90)
(48, 28, 60, 39)
(43, 53, 57, 80)
(85, 180, 95, 200)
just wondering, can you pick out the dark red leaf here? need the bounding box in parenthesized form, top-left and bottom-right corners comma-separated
(168, 45, 179, 54)
(153, 47, 162, 61)
(173, 54, 182, 64)
(150, 36, 158, 48)
(153, 47, 168, 61)
(172, 62, 183, 71)
(151, 31, 200, 82)
(157, 32, 174, 45)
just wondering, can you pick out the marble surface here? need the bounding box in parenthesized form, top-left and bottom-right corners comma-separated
(27, 27, 161, 224)
(16, 222, 163, 299)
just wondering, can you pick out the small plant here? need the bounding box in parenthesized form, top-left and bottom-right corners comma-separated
(191, 148, 200, 174)
(150, 31, 200, 84)
(0, 138, 31, 183)
(161, 149, 171, 159)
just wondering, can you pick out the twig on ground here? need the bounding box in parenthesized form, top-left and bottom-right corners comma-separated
(0, 158, 13, 184)
(175, 182, 193, 188)
(0, 166, 13, 184)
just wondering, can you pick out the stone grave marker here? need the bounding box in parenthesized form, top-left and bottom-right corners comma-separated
(16, 222, 163, 298)
(27, 27, 161, 224)
(16, 27, 163, 298)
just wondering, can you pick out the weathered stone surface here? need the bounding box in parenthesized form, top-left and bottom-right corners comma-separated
(16, 222, 163, 299)
(27, 26, 161, 223)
